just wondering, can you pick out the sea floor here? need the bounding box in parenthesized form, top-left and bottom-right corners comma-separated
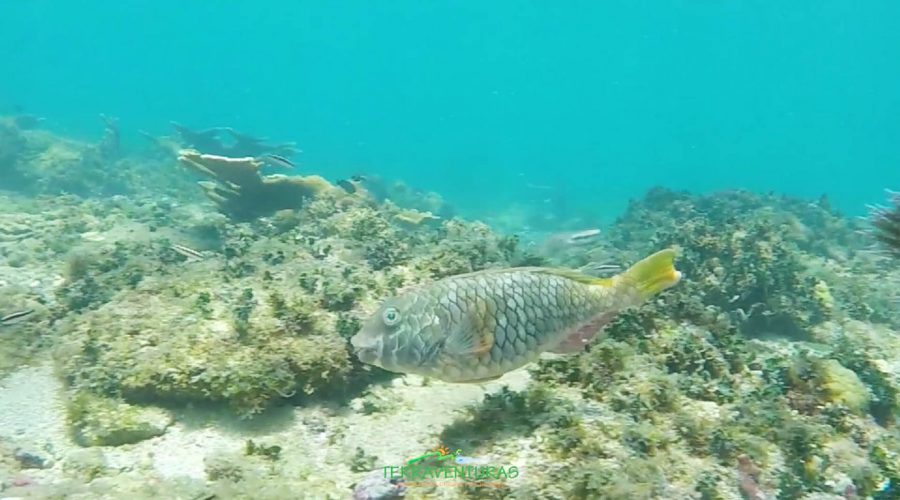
(0, 342, 542, 500)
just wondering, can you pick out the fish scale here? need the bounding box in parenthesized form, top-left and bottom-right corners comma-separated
(351, 249, 681, 382)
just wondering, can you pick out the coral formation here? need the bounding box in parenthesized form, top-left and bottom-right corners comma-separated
(178, 149, 340, 219)
(24, 149, 530, 421)
(66, 392, 173, 447)
(424, 188, 900, 499)
(604, 187, 893, 337)
(0, 114, 194, 198)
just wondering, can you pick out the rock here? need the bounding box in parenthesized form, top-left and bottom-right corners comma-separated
(13, 447, 51, 469)
(352, 469, 406, 500)
(63, 448, 108, 481)
(67, 393, 173, 447)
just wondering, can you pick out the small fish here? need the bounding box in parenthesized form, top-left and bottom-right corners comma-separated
(578, 262, 622, 277)
(261, 154, 294, 169)
(351, 249, 681, 382)
(567, 228, 602, 244)
(171, 244, 205, 260)
(1, 309, 35, 324)
(337, 175, 370, 194)
(336, 179, 357, 194)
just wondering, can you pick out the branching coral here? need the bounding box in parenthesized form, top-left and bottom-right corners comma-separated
(178, 149, 340, 220)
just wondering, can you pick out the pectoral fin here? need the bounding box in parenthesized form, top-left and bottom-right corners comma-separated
(444, 320, 494, 357)
(444, 300, 495, 358)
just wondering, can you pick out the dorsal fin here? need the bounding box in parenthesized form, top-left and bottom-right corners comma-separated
(436, 266, 616, 287)
(533, 268, 616, 287)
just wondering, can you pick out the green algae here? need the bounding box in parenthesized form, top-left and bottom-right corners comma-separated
(66, 392, 172, 447)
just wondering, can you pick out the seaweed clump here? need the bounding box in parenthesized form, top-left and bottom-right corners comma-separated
(446, 315, 899, 498)
(606, 188, 873, 339)
(869, 190, 900, 258)
(434, 189, 900, 499)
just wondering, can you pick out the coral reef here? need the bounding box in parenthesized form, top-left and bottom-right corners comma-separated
(422, 188, 900, 499)
(33, 154, 530, 421)
(178, 149, 340, 219)
(604, 187, 897, 337)
(0, 117, 27, 188)
(352, 174, 456, 220)
(3, 126, 900, 499)
(0, 114, 195, 199)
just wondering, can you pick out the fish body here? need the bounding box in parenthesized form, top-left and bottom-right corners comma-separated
(336, 179, 358, 194)
(171, 244, 205, 260)
(537, 228, 603, 256)
(351, 249, 681, 382)
(1, 309, 35, 325)
(567, 228, 602, 244)
(260, 154, 295, 169)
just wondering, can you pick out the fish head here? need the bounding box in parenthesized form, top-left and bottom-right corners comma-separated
(350, 291, 445, 376)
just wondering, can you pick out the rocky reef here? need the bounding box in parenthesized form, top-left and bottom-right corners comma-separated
(1, 120, 899, 499)
(431, 187, 900, 499)
(45, 179, 524, 422)
(0, 115, 193, 199)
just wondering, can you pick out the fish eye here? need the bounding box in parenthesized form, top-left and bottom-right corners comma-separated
(382, 307, 401, 326)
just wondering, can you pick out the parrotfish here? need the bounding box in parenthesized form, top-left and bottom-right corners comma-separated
(351, 248, 681, 382)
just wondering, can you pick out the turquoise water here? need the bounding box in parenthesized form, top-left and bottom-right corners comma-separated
(3, 1, 900, 218)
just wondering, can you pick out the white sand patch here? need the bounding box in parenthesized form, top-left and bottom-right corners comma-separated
(335, 371, 532, 466)
(0, 363, 68, 448)
(0, 358, 537, 496)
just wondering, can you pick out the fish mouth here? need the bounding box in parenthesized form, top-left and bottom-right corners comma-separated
(350, 334, 383, 365)
(354, 346, 379, 364)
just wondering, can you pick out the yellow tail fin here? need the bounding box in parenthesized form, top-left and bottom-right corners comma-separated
(619, 248, 682, 299)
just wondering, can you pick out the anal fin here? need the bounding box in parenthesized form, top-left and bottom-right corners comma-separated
(549, 312, 616, 354)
